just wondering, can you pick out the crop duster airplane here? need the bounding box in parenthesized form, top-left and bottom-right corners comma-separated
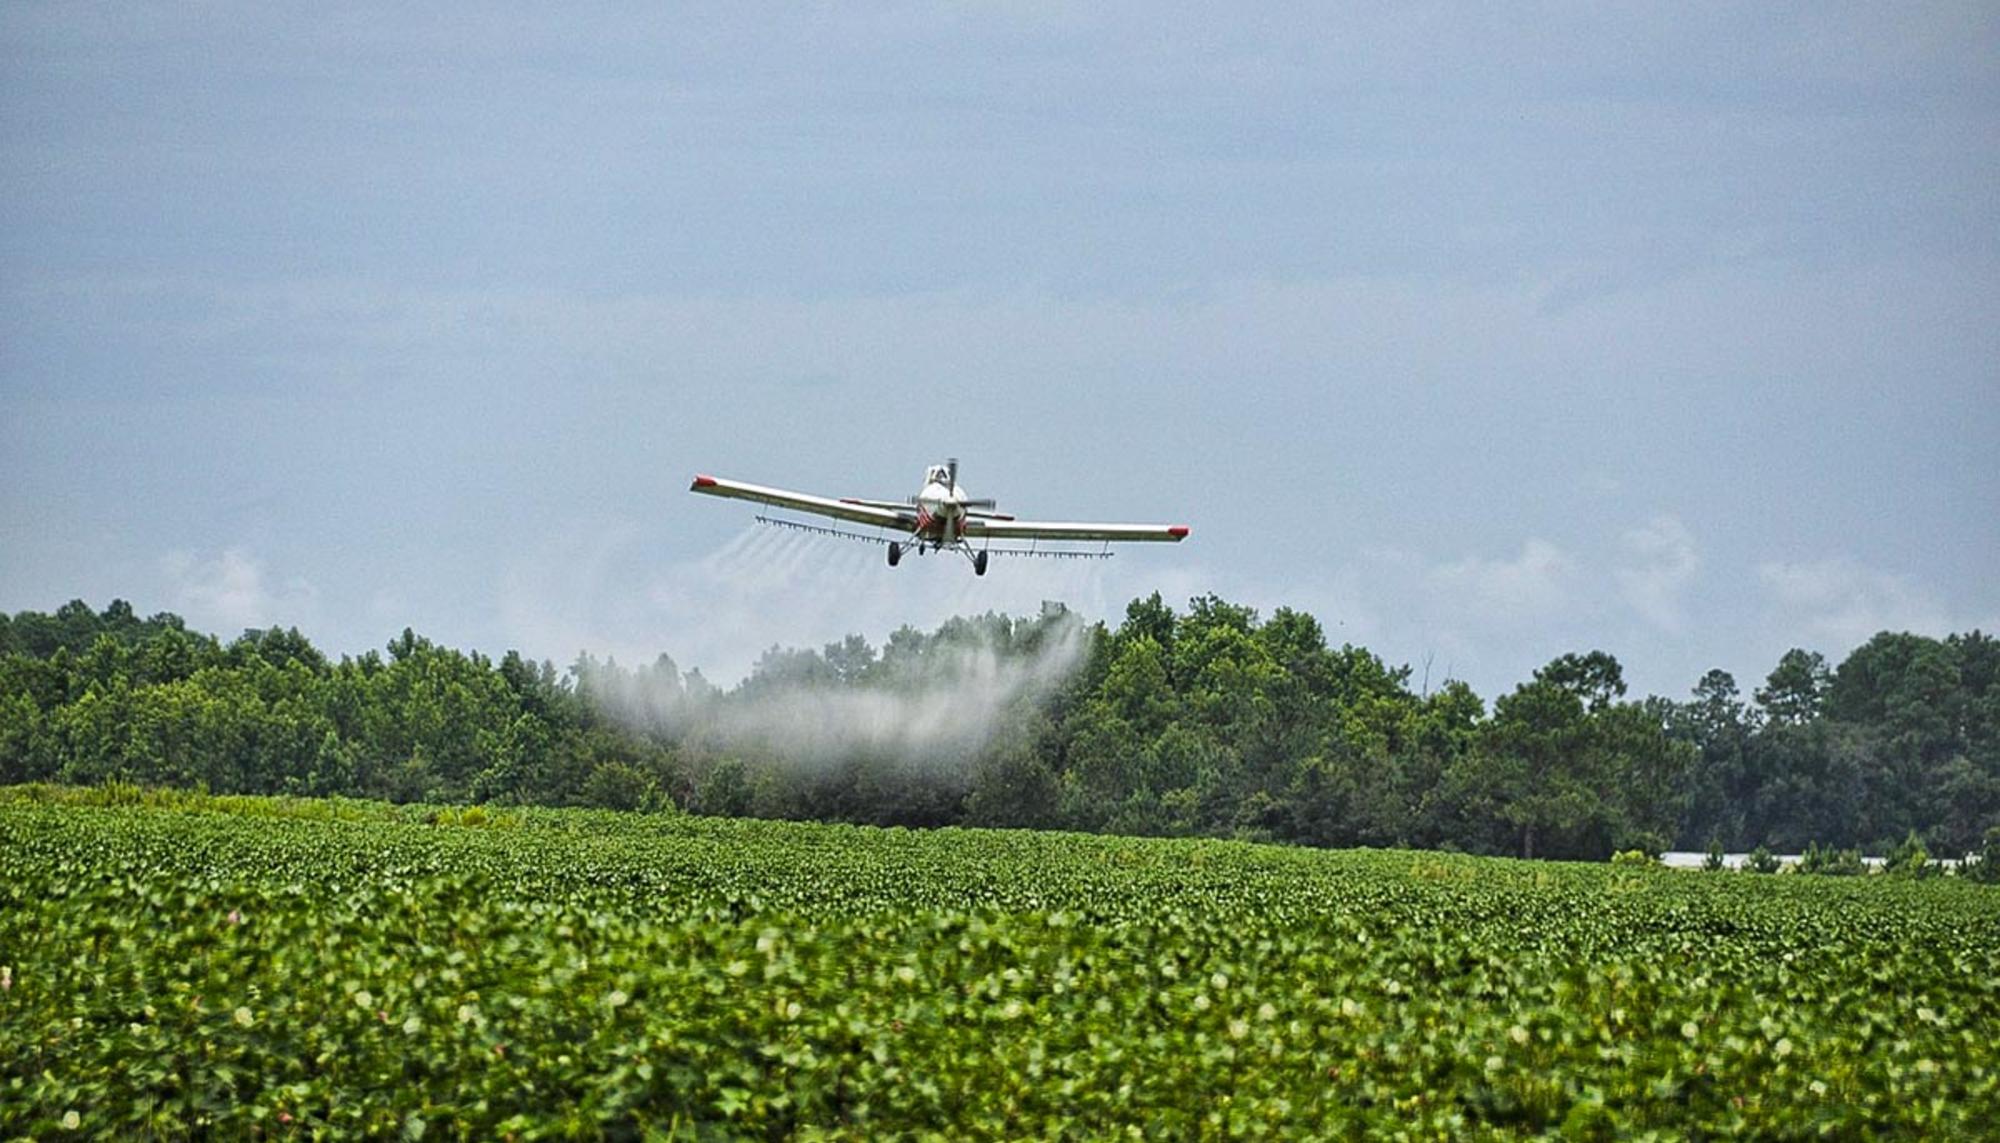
(690, 459, 1189, 576)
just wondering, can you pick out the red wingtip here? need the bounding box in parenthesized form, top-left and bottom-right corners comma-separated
(691, 474, 717, 489)
(1169, 525, 1190, 538)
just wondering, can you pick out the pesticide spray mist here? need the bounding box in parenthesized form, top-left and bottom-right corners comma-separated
(712, 616, 1089, 767)
(584, 523, 1108, 777)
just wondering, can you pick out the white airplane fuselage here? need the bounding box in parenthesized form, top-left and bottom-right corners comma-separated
(913, 477, 968, 543)
(916, 479, 960, 539)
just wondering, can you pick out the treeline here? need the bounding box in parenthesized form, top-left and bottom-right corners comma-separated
(2, 597, 1996, 862)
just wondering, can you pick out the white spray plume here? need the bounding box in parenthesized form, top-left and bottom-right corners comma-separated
(584, 605, 1092, 770)
(720, 618, 1087, 765)
(502, 519, 1122, 690)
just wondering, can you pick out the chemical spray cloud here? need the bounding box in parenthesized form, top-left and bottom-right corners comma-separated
(502, 519, 1129, 768)
(712, 613, 1087, 767)
(655, 521, 1116, 688)
(584, 603, 1092, 771)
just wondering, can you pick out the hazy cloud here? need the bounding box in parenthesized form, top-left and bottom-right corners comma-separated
(160, 548, 321, 638)
(1428, 539, 1580, 627)
(1295, 538, 1591, 698)
(1757, 557, 1952, 649)
(1616, 515, 1701, 632)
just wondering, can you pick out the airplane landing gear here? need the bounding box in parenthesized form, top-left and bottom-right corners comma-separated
(973, 549, 989, 576)
(887, 542, 903, 567)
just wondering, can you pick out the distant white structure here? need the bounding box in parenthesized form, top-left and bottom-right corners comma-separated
(1659, 851, 1971, 872)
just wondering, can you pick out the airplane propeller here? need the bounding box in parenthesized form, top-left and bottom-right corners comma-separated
(944, 457, 1000, 511)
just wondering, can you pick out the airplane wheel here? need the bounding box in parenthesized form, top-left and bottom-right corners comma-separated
(888, 543, 902, 567)
(974, 550, 989, 576)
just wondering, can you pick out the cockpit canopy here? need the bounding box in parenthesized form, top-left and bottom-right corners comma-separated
(926, 465, 951, 486)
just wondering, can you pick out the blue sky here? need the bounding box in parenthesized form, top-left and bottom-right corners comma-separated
(4, 3, 1996, 700)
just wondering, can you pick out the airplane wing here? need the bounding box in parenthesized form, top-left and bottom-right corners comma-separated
(689, 474, 914, 530)
(839, 497, 916, 512)
(966, 518, 1190, 543)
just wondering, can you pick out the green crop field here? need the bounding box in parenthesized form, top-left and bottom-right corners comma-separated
(2, 790, 1996, 1139)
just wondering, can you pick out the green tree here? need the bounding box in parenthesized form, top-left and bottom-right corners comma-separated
(1480, 679, 1599, 860)
(0, 692, 45, 783)
(1965, 826, 2000, 884)
(1827, 633, 1965, 848)
(696, 758, 755, 817)
(1057, 699, 1148, 829)
(581, 760, 659, 812)
(821, 635, 877, 686)
(1405, 680, 1485, 849)
(1744, 719, 1869, 851)
(1796, 841, 1866, 876)
(472, 713, 556, 804)
(963, 730, 1060, 829)
(1116, 592, 1178, 659)
(1756, 648, 1830, 725)
(1597, 699, 1694, 855)
(1677, 668, 1753, 847)
(1882, 829, 1936, 879)
(1535, 650, 1627, 712)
